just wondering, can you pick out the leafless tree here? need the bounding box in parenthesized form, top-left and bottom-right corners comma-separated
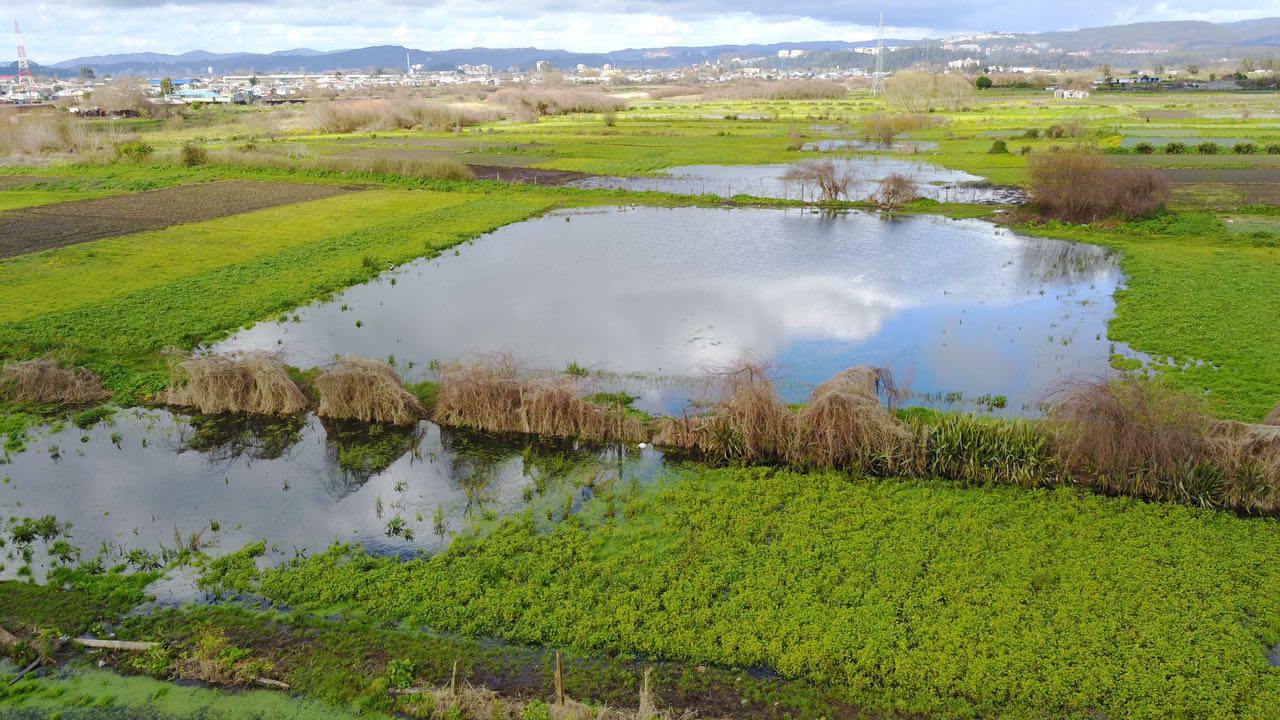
(782, 160, 857, 203)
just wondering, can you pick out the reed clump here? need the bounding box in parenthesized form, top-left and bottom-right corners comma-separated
(519, 377, 646, 444)
(874, 173, 919, 209)
(315, 356, 425, 426)
(433, 354, 524, 433)
(1263, 403, 1280, 426)
(791, 367, 915, 473)
(164, 351, 309, 416)
(654, 363, 793, 463)
(0, 357, 111, 405)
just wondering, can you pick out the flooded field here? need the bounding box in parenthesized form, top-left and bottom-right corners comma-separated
(217, 206, 1123, 415)
(0, 409, 662, 586)
(569, 158, 1021, 203)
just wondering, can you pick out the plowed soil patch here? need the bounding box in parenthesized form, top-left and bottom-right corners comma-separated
(0, 180, 358, 258)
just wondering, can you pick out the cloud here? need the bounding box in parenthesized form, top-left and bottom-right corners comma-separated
(12, 0, 1276, 63)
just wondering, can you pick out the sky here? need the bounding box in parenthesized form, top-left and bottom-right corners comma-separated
(12, 0, 1280, 63)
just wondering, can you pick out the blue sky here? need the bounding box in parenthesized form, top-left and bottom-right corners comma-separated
(14, 0, 1279, 63)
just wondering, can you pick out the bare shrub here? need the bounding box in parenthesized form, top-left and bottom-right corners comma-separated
(164, 351, 308, 416)
(1028, 151, 1169, 222)
(791, 367, 915, 473)
(90, 80, 154, 116)
(434, 354, 524, 433)
(874, 173, 919, 208)
(305, 98, 498, 133)
(782, 159, 856, 202)
(645, 85, 702, 100)
(0, 357, 110, 405)
(704, 79, 846, 101)
(488, 87, 628, 117)
(315, 356, 425, 426)
(1044, 376, 1213, 496)
(654, 362, 793, 463)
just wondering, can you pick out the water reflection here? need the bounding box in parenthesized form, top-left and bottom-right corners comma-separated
(569, 158, 1017, 203)
(0, 409, 663, 587)
(215, 207, 1123, 416)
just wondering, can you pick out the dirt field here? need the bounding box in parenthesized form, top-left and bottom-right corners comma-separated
(0, 180, 358, 258)
(1162, 167, 1280, 204)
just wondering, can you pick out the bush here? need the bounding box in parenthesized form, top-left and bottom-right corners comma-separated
(305, 97, 498, 133)
(781, 159, 856, 203)
(1133, 141, 1154, 154)
(1019, 145, 1033, 155)
(180, 141, 208, 166)
(113, 139, 154, 162)
(1232, 142, 1257, 155)
(975, 75, 993, 90)
(1162, 141, 1187, 154)
(861, 112, 935, 144)
(1196, 141, 1220, 154)
(988, 139, 1009, 154)
(1266, 143, 1280, 155)
(873, 173, 919, 209)
(1023, 128, 1040, 139)
(1028, 150, 1169, 222)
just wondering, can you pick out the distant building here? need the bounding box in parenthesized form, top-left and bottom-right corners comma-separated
(1053, 88, 1090, 99)
(535, 60, 552, 73)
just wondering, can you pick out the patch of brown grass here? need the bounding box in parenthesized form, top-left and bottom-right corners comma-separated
(163, 351, 308, 416)
(0, 357, 110, 405)
(305, 97, 498, 133)
(315, 355, 425, 426)
(791, 367, 915, 473)
(488, 87, 628, 118)
(1028, 151, 1170, 222)
(1208, 424, 1280, 514)
(860, 112, 935, 144)
(519, 377, 645, 443)
(705, 79, 846, 100)
(1266, 404, 1280, 426)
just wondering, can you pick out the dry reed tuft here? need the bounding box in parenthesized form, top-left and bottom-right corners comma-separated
(654, 362, 793, 463)
(315, 355, 425, 426)
(519, 376, 646, 443)
(0, 357, 111, 405)
(791, 367, 915, 473)
(1044, 375, 1212, 496)
(433, 354, 525, 433)
(164, 351, 309, 416)
(1207, 423, 1280, 514)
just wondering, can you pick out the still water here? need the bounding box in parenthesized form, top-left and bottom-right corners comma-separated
(569, 158, 1017, 203)
(216, 207, 1125, 415)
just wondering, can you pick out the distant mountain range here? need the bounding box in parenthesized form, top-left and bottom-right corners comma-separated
(14, 17, 1280, 76)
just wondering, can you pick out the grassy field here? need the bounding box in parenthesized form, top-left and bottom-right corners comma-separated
(223, 465, 1280, 719)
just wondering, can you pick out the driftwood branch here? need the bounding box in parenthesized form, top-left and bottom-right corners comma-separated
(389, 685, 432, 696)
(73, 638, 159, 651)
(254, 677, 290, 690)
(6, 658, 42, 687)
(0, 626, 18, 647)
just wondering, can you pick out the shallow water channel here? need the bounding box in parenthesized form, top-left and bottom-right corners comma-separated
(217, 206, 1125, 415)
(569, 158, 1019, 203)
(0, 409, 662, 588)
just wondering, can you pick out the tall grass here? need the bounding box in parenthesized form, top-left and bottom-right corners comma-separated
(0, 111, 110, 156)
(860, 113, 936, 144)
(305, 97, 499, 133)
(488, 87, 628, 118)
(200, 148, 475, 181)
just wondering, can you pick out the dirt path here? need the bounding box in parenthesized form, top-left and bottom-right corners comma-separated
(0, 180, 359, 258)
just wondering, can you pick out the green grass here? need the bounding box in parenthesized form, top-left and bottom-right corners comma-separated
(0, 189, 113, 211)
(249, 466, 1280, 720)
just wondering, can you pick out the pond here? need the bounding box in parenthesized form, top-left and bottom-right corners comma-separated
(569, 158, 1019, 203)
(0, 409, 662, 589)
(802, 139, 940, 153)
(215, 206, 1124, 416)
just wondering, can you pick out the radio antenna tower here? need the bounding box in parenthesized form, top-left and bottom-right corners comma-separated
(870, 12, 886, 95)
(13, 20, 35, 89)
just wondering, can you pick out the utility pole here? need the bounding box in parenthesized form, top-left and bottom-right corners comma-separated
(14, 20, 35, 89)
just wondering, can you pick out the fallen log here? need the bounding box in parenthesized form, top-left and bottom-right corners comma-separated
(73, 638, 159, 652)
(254, 677, 291, 690)
(389, 686, 432, 696)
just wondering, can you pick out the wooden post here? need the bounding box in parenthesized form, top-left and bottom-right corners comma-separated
(450, 658, 461, 697)
(553, 649, 564, 705)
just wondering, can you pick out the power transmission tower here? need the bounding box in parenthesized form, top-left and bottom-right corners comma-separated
(871, 12, 886, 96)
(13, 20, 35, 89)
